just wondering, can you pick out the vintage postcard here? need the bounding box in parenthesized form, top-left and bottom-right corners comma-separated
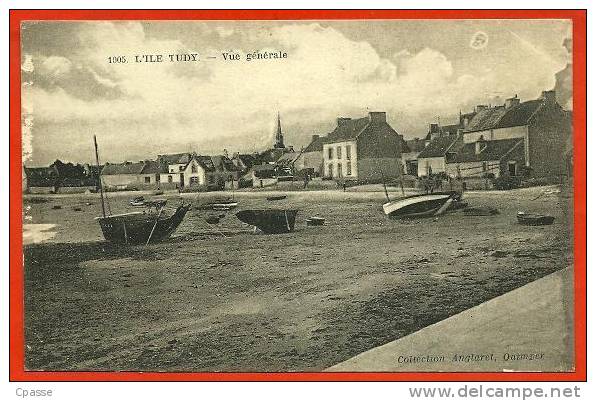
(10, 10, 586, 381)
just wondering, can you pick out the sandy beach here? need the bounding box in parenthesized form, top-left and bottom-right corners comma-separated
(22, 185, 573, 372)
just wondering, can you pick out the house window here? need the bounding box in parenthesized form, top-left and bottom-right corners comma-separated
(156, 174, 160, 182)
(328, 147, 333, 159)
(337, 146, 342, 159)
(337, 163, 343, 178)
(189, 177, 199, 185)
(191, 164, 198, 173)
(508, 161, 517, 176)
(179, 165, 184, 172)
(144, 176, 151, 183)
(328, 163, 334, 178)
(346, 146, 351, 160)
(346, 161, 352, 176)
(168, 175, 173, 183)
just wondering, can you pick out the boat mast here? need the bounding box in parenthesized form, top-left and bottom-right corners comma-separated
(93, 135, 106, 218)
(380, 170, 390, 203)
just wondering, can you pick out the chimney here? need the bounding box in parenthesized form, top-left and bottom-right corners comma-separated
(368, 112, 386, 123)
(505, 94, 520, 108)
(429, 123, 440, 140)
(337, 117, 352, 126)
(311, 134, 320, 142)
(541, 90, 556, 104)
(475, 135, 486, 154)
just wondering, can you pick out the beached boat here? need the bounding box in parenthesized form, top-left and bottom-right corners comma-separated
(236, 209, 298, 234)
(516, 211, 555, 226)
(266, 195, 287, 201)
(196, 201, 238, 211)
(93, 136, 189, 245)
(306, 216, 325, 226)
(96, 206, 190, 245)
(130, 196, 145, 207)
(463, 206, 499, 216)
(382, 191, 462, 218)
(196, 195, 239, 211)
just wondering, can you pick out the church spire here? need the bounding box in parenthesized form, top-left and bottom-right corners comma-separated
(274, 112, 285, 149)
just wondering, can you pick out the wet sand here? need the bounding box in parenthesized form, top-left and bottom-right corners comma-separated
(23, 185, 573, 371)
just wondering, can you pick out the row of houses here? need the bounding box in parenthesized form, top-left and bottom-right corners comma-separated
(413, 90, 571, 180)
(286, 89, 571, 183)
(25, 89, 572, 192)
(100, 152, 246, 191)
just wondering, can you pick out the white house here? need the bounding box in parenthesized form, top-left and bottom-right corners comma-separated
(157, 153, 208, 189)
(322, 112, 402, 182)
(416, 134, 462, 177)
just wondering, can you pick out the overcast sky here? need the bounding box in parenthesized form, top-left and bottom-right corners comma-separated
(21, 19, 572, 165)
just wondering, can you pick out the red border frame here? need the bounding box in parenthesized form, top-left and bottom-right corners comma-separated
(9, 9, 587, 382)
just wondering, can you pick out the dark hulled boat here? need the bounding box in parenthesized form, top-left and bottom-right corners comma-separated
(517, 212, 555, 226)
(92, 135, 189, 245)
(236, 209, 298, 234)
(266, 195, 287, 201)
(96, 205, 190, 245)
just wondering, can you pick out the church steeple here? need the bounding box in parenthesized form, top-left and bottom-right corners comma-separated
(274, 112, 285, 149)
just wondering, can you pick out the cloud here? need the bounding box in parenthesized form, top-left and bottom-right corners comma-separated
(22, 21, 572, 165)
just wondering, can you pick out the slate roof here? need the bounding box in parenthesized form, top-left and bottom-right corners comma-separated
(452, 138, 524, 163)
(157, 153, 191, 165)
(101, 162, 146, 175)
(463, 106, 508, 133)
(405, 139, 427, 153)
(303, 136, 326, 152)
(464, 100, 544, 133)
(195, 155, 215, 172)
(440, 124, 461, 136)
(236, 154, 259, 169)
(276, 152, 300, 166)
(494, 100, 543, 129)
(252, 164, 276, 172)
(417, 135, 461, 158)
(140, 160, 161, 174)
(325, 117, 370, 143)
(211, 155, 241, 172)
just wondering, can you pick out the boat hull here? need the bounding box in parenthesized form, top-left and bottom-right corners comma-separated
(97, 205, 189, 245)
(383, 192, 460, 218)
(236, 209, 298, 234)
(266, 195, 287, 201)
(306, 217, 325, 226)
(517, 213, 555, 226)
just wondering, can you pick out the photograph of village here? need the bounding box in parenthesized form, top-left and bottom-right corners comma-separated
(21, 19, 575, 372)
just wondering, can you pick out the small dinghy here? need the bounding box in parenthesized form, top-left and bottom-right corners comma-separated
(306, 216, 325, 226)
(196, 201, 238, 211)
(266, 195, 287, 201)
(197, 197, 239, 211)
(130, 196, 145, 207)
(382, 191, 462, 218)
(236, 209, 298, 234)
(517, 211, 555, 226)
(211, 201, 238, 211)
